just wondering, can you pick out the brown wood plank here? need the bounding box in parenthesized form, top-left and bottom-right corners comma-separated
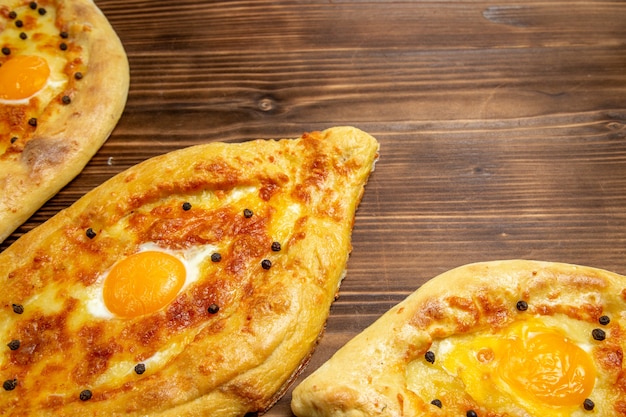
(2, 1, 626, 415)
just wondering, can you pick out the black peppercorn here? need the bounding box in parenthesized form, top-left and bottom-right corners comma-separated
(1, 47, 11, 56)
(62, 95, 71, 105)
(29, 2, 37, 9)
(79, 389, 92, 401)
(599, 315, 610, 325)
(60, 31, 69, 39)
(11, 304, 24, 314)
(59, 42, 67, 51)
(15, 20, 23, 28)
(583, 398, 595, 411)
(516, 300, 528, 311)
(182, 202, 192, 211)
(8, 11, 17, 19)
(243, 208, 253, 218)
(261, 259, 272, 270)
(425, 350, 435, 364)
(74, 71, 83, 80)
(7, 340, 20, 351)
(271, 241, 281, 252)
(10, 137, 18, 144)
(38, 7, 46, 15)
(430, 399, 442, 408)
(134, 363, 146, 375)
(466, 410, 478, 417)
(3, 379, 17, 391)
(208, 303, 219, 314)
(211, 253, 221, 262)
(592, 328, 606, 341)
(28, 118, 37, 127)
(19, 32, 27, 40)
(86, 228, 96, 239)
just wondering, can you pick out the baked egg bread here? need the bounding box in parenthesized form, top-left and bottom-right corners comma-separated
(292, 260, 626, 417)
(0, 0, 129, 242)
(0, 126, 379, 416)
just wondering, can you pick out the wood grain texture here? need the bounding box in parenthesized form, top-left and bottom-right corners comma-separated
(2, 1, 626, 415)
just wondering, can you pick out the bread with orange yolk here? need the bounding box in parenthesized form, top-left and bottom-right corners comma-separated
(0, 126, 379, 416)
(292, 260, 626, 417)
(0, 0, 129, 243)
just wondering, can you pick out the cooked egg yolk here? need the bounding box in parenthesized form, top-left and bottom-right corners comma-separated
(440, 319, 596, 413)
(0, 55, 51, 100)
(103, 251, 186, 318)
(499, 330, 596, 406)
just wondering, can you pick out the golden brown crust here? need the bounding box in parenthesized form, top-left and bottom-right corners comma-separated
(291, 260, 626, 417)
(0, 0, 129, 243)
(0, 126, 379, 416)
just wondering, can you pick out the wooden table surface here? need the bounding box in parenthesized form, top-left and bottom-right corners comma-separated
(3, 1, 626, 415)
